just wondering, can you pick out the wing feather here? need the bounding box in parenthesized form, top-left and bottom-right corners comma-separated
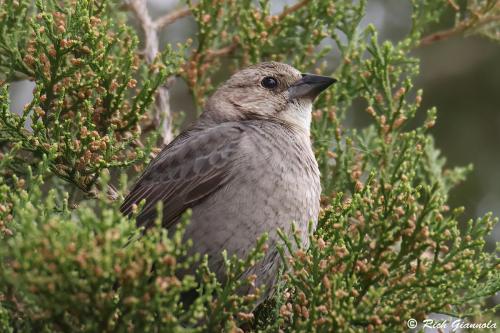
(120, 123, 244, 229)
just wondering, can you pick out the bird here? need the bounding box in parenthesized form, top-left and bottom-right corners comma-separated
(120, 61, 336, 303)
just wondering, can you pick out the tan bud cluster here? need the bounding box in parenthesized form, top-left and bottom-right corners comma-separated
(301, 306, 309, 318)
(415, 94, 422, 106)
(279, 303, 293, 317)
(379, 263, 390, 276)
(109, 79, 119, 92)
(237, 312, 254, 321)
(158, 255, 175, 267)
(327, 3, 336, 15)
(202, 14, 211, 23)
(370, 315, 382, 326)
(334, 245, 349, 258)
(379, 115, 386, 125)
(394, 206, 405, 217)
(53, 12, 66, 27)
(443, 262, 454, 271)
(393, 116, 407, 129)
(127, 79, 137, 88)
(319, 259, 327, 270)
(316, 305, 328, 314)
(70, 58, 83, 66)
(322, 275, 331, 290)
(317, 237, 326, 250)
(297, 291, 308, 305)
(439, 245, 449, 254)
(80, 126, 89, 138)
(326, 151, 336, 160)
(366, 106, 376, 117)
(393, 87, 406, 100)
(312, 110, 322, 121)
(23, 54, 35, 66)
(294, 249, 307, 262)
(420, 226, 430, 238)
(34, 107, 45, 117)
(443, 229, 452, 239)
(89, 140, 106, 152)
(90, 16, 101, 25)
(425, 120, 435, 128)
(16, 178, 25, 189)
(355, 180, 364, 192)
(48, 45, 56, 57)
(351, 168, 362, 180)
(356, 260, 369, 272)
(327, 108, 336, 121)
(252, 10, 261, 20)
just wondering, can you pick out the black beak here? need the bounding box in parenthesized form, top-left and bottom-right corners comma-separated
(288, 73, 337, 100)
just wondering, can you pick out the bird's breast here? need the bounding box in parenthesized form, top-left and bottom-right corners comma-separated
(189, 124, 320, 252)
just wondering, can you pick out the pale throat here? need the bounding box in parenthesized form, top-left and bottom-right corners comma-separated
(280, 100, 313, 134)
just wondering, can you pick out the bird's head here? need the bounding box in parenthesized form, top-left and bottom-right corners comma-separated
(202, 62, 336, 132)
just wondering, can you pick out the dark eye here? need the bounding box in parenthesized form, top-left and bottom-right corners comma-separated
(261, 76, 278, 89)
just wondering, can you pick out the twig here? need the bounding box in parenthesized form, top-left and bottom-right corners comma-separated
(125, 0, 174, 145)
(154, 6, 191, 30)
(205, 43, 238, 60)
(278, 0, 311, 20)
(447, 0, 460, 12)
(419, 14, 500, 46)
(419, 25, 467, 46)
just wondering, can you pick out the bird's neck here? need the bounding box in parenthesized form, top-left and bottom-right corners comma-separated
(277, 100, 313, 135)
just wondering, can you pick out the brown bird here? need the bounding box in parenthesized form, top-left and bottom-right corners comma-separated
(121, 61, 336, 302)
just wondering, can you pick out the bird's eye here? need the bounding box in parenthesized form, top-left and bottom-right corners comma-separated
(261, 76, 278, 89)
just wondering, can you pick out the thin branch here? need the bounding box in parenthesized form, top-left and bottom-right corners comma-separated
(125, 0, 158, 61)
(419, 14, 500, 47)
(278, 0, 311, 20)
(419, 25, 467, 46)
(205, 43, 238, 60)
(154, 6, 191, 30)
(125, 0, 174, 145)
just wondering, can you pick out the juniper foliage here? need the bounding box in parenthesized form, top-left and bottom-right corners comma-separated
(0, 0, 499, 332)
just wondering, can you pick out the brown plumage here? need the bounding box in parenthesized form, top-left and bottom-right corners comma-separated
(121, 61, 336, 303)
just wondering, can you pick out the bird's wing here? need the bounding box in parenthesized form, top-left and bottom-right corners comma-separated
(120, 123, 245, 229)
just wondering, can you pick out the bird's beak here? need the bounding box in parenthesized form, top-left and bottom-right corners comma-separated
(288, 73, 337, 101)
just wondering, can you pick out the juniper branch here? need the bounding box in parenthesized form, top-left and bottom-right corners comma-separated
(419, 0, 500, 46)
(154, 5, 192, 30)
(125, 0, 174, 145)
